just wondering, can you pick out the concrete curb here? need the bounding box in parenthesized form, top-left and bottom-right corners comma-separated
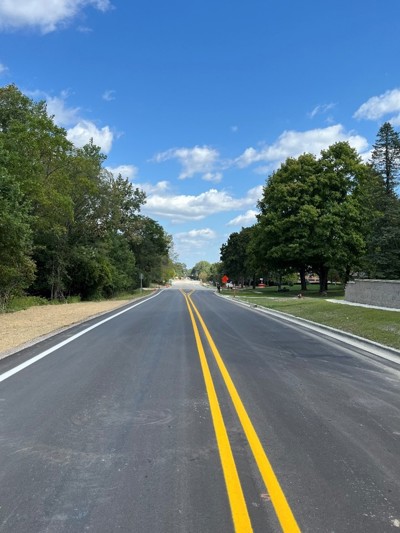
(216, 293, 400, 366)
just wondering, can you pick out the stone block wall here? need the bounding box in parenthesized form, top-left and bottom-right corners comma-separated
(345, 279, 400, 309)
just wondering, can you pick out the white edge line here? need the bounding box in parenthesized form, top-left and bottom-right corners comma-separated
(0, 291, 163, 383)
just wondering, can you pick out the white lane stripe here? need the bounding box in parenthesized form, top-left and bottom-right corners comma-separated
(0, 291, 162, 383)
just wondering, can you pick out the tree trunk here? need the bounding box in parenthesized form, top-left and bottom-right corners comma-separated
(299, 266, 307, 291)
(343, 265, 351, 284)
(318, 265, 329, 293)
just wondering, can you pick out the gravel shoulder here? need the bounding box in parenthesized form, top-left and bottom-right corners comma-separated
(0, 299, 133, 360)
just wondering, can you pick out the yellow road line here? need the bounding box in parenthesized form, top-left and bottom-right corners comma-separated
(182, 292, 253, 533)
(187, 293, 301, 533)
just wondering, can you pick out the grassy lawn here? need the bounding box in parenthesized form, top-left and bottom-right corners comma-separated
(222, 285, 400, 350)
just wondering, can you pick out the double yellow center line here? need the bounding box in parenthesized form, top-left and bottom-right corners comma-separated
(181, 290, 301, 533)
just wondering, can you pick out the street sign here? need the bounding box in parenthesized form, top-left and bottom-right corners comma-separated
(222, 275, 229, 284)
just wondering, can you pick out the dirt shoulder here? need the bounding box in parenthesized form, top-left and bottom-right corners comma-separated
(0, 299, 133, 360)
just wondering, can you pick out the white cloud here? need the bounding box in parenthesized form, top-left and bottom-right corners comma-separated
(144, 185, 263, 222)
(102, 89, 116, 101)
(235, 125, 368, 169)
(132, 180, 170, 195)
(175, 228, 216, 243)
(0, 0, 112, 33)
(45, 93, 80, 126)
(308, 103, 335, 119)
(106, 164, 138, 180)
(67, 120, 113, 153)
(227, 210, 258, 227)
(390, 114, 400, 127)
(153, 145, 221, 180)
(354, 88, 400, 121)
(202, 172, 223, 183)
(26, 89, 115, 153)
(0, 62, 8, 74)
(173, 228, 219, 261)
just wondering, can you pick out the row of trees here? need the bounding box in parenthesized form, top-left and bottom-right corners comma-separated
(220, 123, 400, 292)
(189, 261, 223, 283)
(0, 84, 174, 308)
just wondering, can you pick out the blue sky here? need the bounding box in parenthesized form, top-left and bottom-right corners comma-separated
(1, 0, 400, 268)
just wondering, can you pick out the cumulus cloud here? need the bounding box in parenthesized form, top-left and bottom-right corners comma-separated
(45, 93, 80, 126)
(227, 210, 258, 227)
(173, 229, 219, 261)
(153, 145, 221, 180)
(0, 0, 112, 33)
(144, 185, 263, 222)
(106, 164, 138, 180)
(67, 120, 113, 153)
(175, 228, 217, 245)
(354, 88, 400, 121)
(132, 180, 170, 195)
(26, 89, 115, 153)
(235, 125, 368, 169)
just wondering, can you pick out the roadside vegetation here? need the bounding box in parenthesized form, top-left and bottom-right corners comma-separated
(221, 285, 400, 350)
(218, 123, 400, 293)
(4, 290, 149, 313)
(190, 123, 400, 298)
(0, 85, 183, 312)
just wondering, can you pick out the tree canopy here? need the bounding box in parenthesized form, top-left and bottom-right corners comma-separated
(220, 129, 400, 291)
(0, 84, 172, 307)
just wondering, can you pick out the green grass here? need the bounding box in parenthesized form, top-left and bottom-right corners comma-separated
(222, 283, 345, 299)
(3, 290, 147, 313)
(4, 295, 50, 312)
(226, 288, 400, 350)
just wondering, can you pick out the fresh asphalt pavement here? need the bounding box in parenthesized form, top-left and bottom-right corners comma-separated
(0, 282, 399, 532)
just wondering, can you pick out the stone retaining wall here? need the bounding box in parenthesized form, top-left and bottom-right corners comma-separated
(345, 279, 400, 309)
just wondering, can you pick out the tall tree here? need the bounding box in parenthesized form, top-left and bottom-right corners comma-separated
(363, 195, 400, 279)
(0, 84, 172, 302)
(191, 261, 211, 281)
(0, 84, 75, 298)
(0, 167, 35, 308)
(256, 153, 318, 289)
(371, 121, 400, 195)
(129, 217, 171, 286)
(220, 227, 255, 285)
(256, 143, 367, 292)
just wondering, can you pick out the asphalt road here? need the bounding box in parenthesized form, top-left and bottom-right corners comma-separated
(1, 282, 399, 532)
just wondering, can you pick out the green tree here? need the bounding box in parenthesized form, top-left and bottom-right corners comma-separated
(257, 143, 367, 292)
(190, 261, 211, 282)
(129, 217, 171, 286)
(209, 261, 224, 284)
(0, 168, 35, 308)
(220, 227, 255, 286)
(0, 84, 75, 298)
(371, 122, 400, 196)
(363, 195, 400, 279)
(256, 153, 319, 290)
(173, 261, 188, 278)
(0, 83, 171, 301)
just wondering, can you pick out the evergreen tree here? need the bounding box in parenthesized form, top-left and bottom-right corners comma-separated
(371, 122, 400, 195)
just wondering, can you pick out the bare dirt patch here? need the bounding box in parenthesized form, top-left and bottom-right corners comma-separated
(0, 300, 132, 359)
